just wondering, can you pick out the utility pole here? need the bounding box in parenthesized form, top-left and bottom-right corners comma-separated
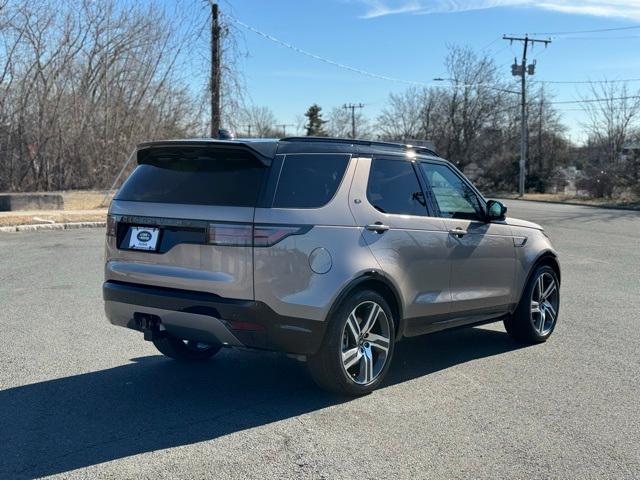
(503, 34, 551, 196)
(538, 85, 544, 173)
(275, 124, 294, 137)
(210, 1, 221, 138)
(342, 103, 364, 139)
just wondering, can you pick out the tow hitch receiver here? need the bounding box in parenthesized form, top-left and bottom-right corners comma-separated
(134, 313, 165, 341)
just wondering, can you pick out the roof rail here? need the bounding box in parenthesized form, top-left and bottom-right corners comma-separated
(280, 136, 438, 157)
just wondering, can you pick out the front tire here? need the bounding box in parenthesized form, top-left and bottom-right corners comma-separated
(505, 265, 560, 343)
(308, 290, 395, 396)
(153, 335, 221, 362)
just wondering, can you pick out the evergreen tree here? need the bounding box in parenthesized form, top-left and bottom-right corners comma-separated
(304, 104, 328, 136)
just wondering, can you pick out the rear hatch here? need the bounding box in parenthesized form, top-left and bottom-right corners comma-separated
(105, 142, 272, 300)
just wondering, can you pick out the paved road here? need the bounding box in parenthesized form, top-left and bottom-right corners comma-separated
(1, 200, 638, 479)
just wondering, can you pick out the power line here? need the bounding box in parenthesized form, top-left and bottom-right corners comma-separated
(494, 95, 640, 107)
(478, 36, 503, 53)
(512, 25, 640, 36)
(465, 95, 640, 109)
(224, 13, 431, 87)
(226, 14, 516, 92)
(560, 35, 640, 40)
(549, 95, 640, 105)
(433, 77, 518, 94)
(531, 43, 552, 62)
(220, 15, 640, 109)
(534, 78, 640, 85)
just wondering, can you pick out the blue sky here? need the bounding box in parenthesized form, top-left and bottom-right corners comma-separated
(209, 0, 640, 141)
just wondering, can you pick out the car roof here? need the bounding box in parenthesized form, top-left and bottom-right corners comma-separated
(136, 137, 443, 165)
(277, 137, 439, 158)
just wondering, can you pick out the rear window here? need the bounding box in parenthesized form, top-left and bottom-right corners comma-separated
(116, 148, 267, 207)
(273, 154, 349, 208)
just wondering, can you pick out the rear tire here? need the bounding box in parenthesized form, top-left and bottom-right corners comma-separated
(153, 335, 221, 362)
(308, 290, 395, 396)
(504, 265, 560, 344)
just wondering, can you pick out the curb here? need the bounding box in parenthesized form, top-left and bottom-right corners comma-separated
(0, 221, 106, 233)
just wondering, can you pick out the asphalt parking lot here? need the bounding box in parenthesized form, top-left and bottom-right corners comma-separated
(1, 199, 639, 479)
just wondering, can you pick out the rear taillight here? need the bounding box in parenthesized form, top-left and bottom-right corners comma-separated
(253, 225, 308, 247)
(106, 215, 117, 237)
(207, 224, 253, 246)
(207, 223, 310, 247)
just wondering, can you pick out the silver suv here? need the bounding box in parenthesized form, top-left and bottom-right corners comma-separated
(104, 137, 560, 395)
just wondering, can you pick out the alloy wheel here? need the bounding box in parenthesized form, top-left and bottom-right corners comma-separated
(340, 301, 391, 385)
(530, 272, 559, 336)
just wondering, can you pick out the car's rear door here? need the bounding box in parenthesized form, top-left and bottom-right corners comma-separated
(418, 161, 516, 316)
(349, 156, 453, 328)
(106, 144, 269, 300)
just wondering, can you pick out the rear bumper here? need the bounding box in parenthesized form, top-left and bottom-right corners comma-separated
(103, 281, 326, 355)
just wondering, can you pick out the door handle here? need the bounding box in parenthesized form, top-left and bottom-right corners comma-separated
(366, 222, 390, 234)
(449, 228, 468, 238)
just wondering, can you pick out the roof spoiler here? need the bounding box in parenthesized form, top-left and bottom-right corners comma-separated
(136, 139, 278, 166)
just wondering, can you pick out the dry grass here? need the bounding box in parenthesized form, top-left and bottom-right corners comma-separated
(0, 209, 108, 227)
(0, 190, 112, 227)
(59, 190, 113, 210)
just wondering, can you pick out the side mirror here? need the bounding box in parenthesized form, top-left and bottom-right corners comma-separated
(486, 200, 507, 221)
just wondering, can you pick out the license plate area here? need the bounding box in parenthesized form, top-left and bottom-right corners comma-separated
(128, 226, 160, 251)
(114, 216, 208, 253)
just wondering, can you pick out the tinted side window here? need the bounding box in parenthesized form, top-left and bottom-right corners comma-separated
(420, 163, 483, 221)
(366, 159, 427, 216)
(273, 154, 349, 208)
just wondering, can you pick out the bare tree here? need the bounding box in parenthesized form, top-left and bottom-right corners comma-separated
(573, 81, 640, 197)
(581, 80, 640, 164)
(0, 0, 228, 192)
(438, 46, 512, 167)
(527, 85, 571, 181)
(237, 105, 278, 137)
(376, 86, 426, 141)
(374, 45, 569, 193)
(326, 106, 372, 139)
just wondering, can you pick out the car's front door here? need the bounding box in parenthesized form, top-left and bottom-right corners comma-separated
(349, 157, 452, 325)
(418, 161, 516, 316)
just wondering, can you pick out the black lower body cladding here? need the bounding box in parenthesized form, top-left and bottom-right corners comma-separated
(103, 281, 326, 355)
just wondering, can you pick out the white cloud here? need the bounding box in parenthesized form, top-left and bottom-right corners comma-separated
(356, 0, 424, 18)
(354, 0, 640, 21)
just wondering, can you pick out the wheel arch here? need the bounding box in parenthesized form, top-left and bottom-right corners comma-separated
(325, 271, 405, 341)
(517, 250, 561, 306)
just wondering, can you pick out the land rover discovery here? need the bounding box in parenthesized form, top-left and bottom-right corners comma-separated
(103, 137, 560, 395)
